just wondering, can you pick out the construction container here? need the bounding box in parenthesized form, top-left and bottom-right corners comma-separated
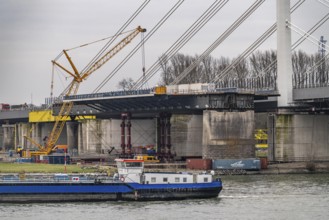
(178, 84, 190, 94)
(132, 147, 147, 155)
(15, 158, 32, 163)
(155, 86, 167, 94)
(186, 159, 212, 170)
(166, 85, 178, 94)
(48, 155, 70, 165)
(212, 159, 261, 171)
(260, 157, 268, 169)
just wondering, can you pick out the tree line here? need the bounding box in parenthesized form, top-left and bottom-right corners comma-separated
(118, 50, 328, 90)
(159, 50, 329, 89)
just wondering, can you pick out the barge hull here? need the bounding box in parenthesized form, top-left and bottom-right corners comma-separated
(0, 182, 222, 203)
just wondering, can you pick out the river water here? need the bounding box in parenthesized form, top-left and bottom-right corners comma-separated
(1, 174, 328, 220)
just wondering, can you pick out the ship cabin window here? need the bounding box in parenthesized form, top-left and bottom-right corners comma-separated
(125, 162, 143, 168)
(163, 177, 168, 182)
(117, 162, 143, 168)
(54, 174, 69, 181)
(175, 177, 180, 183)
(183, 177, 187, 183)
(151, 177, 156, 183)
(204, 177, 208, 183)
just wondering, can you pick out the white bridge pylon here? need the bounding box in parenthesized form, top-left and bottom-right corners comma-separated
(277, 0, 293, 107)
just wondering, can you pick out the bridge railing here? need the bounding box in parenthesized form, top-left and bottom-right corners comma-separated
(63, 88, 155, 101)
(216, 75, 277, 92)
(293, 70, 329, 89)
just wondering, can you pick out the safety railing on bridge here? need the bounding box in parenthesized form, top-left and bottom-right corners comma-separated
(216, 75, 278, 94)
(293, 70, 329, 89)
(63, 88, 155, 101)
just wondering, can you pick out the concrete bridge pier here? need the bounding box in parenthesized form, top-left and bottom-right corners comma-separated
(267, 112, 329, 162)
(202, 110, 255, 159)
(171, 114, 203, 159)
(15, 123, 29, 150)
(66, 121, 79, 155)
(2, 124, 15, 151)
(27, 123, 66, 149)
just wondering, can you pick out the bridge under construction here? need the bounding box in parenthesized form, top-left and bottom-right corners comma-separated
(1, 0, 329, 162)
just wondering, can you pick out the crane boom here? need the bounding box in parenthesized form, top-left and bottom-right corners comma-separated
(81, 26, 146, 81)
(28, 26, 146, 156)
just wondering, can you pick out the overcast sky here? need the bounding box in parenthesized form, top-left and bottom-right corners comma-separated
(0, 0, 328, 105)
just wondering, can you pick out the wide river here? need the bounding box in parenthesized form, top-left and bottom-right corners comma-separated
(1, 174, 328, 220)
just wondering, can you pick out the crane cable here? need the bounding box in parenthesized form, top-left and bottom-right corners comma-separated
(141, 31, 147, 88)
(81, 0, 151, 75)
(131, 0, 229, 90)
(93, 0, 185, 93)
(64, 29, 136, 52)
(51, 0, 150, 99)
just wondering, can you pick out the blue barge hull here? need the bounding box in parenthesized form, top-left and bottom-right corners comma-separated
(0, 181, 222, 202)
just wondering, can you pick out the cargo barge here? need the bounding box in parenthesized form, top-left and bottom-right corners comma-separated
(0, 159, 222, 202)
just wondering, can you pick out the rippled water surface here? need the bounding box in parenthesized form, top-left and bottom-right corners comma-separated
(1, 174, 329, 220)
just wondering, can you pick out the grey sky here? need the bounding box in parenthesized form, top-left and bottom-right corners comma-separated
(0, 0, 328, 105)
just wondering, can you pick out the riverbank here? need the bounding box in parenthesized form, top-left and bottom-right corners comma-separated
(0, 162, 100, 174)
(257, 161, 329, 175)
(1, 156, 329, 175)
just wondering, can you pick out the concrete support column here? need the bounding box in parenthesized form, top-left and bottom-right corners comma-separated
(16, 123, 29, 149)
(126, 113, 132, 155)
(2, 124, 15, 151)
(78, 122, 84, 154)
(0, 126, 3, 151)
(202, 110, 255, 159)
(120, 114, 126, 155)
(165, 113, 172, 155)
(270, 113, 329, 162)
(267, 114, 276, 161)
(66, 121, 79, 155)
(277, 0, 293, 106)
(160, 116, 166, 154)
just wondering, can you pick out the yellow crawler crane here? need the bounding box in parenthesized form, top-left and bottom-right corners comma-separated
(25, 26, 146, 156)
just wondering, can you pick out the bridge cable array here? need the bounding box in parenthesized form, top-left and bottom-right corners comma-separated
(318, 0, 329, 8)
(287, 20, 329, 87)
(81, 0, 151, 76)
(211, 0, 305, 85)
(212, 1, 329, 91)
(130, 0, 230, 90)
(170, 0, 265, 85)
(93, 0, 185, 93)
(259, 12, 329, 84)
(95, 0, 228, 92)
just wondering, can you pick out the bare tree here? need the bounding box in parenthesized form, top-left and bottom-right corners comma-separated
(159, 54, 173, 85)
(117, 77, 135, 91)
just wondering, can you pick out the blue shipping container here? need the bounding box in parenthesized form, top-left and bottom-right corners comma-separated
(48, 156, 70, 165)
(15, 158, 32, 163)
(212, 159, 261, 171)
